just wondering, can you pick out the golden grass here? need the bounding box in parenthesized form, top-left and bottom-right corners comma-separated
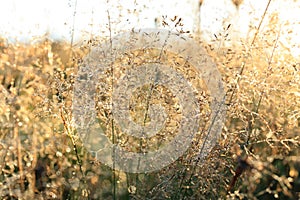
(0, 11, 299, 199)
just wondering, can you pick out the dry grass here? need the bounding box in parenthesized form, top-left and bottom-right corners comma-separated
(0, 8, 299, 200)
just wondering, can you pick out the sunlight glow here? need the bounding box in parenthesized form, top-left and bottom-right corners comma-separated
(0, 0, 299, 56)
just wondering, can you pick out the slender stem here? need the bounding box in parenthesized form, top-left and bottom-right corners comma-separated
(250, 0, 272, 46)
(16, 123, 25, 192)
(69, 0, 78, 64)
(230, 0, 272, 105)
(106, 9, 117, 199)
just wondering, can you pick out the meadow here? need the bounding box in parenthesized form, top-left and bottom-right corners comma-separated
(0, 6, 299, 200)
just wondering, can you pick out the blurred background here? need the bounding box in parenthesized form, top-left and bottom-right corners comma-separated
(0, 0, 299, 56)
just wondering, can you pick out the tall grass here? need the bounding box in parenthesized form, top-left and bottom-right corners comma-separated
(0, 6, 299, 200)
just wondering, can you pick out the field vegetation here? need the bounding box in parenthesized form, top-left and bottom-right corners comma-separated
(0, 3, 299, 199)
